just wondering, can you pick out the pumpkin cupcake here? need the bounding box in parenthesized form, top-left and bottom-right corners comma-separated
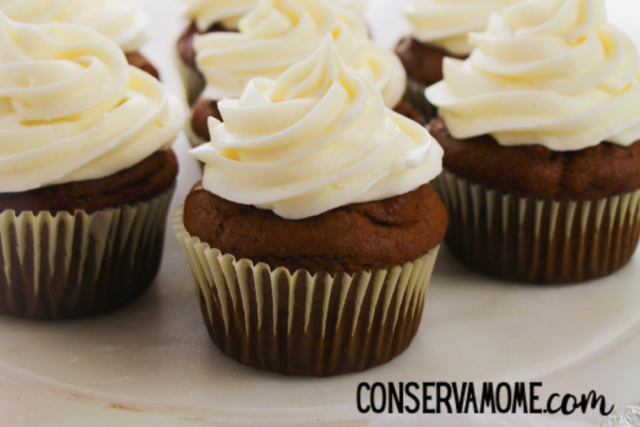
(395, 0, 522, 119)
(427, 0, 640, 283)
(177, 0, 370, 104)
(0, 13, 184, 319)
(0, 0, 159, 79)
(175, 36, 446, 376)
(187, 0, 421, 149)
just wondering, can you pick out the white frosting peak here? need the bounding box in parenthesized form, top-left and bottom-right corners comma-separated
(0, 12, 184, 192)
(184, 0, 366, 31)
(0, 0, 148, 52)
(404, 0, 522, 56)
(184, 0, 256, 32)
(194, 0, 406, 108)
(191, 35, 442, 220)
(426, 0, 640, 151)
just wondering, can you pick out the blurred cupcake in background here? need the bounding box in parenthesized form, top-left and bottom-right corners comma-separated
(395, 0, 521, 119)
(187, 0, 420, 149)
(177, 0, 369, 104)
(0, 0, 159, 78)
(0, 13, 184, 319)
(427, 0, 640, 283)
(175, 35, 446, 376)
(176, 0, 254, 104)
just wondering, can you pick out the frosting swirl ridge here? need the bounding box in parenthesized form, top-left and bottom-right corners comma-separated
(0, 0, 148, 52)
(404, 0, 522, 56)
(0, 13, 184, 192)
(426, 0, 640, 151)
(191, 35, 442, 220)
(194, 0, 406, 108)
(184, 0, 367, 31)
(184, 0, 257, 31)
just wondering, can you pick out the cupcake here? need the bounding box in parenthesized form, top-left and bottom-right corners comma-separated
(426, 0, 640, 284)
(187, 0, 420, 149)
(0, 0, 159, 79)
(0, 13, 184, 319)
(177, 0, 370, 104)
(175, 35, 446, 376)
(395, 0, 521, 119)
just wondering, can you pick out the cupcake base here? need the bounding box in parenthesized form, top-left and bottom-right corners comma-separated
(174, 207, 440, 377)
(0, 185, 175, 320)
(433, 170, 640, 284)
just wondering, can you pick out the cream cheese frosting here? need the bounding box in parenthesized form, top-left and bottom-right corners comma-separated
(0, 12, 184, 193)
(0, 0, 148, 52)
(194, 0, 406, 108)
(404, 0, 522, 56)
(184, 0, 256, 32)
(191, 35, 443, 220)
(426, 0, 640, 151)
(185, 0, 367, 32)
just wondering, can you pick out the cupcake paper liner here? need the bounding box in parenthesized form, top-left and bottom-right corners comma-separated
(174, 207, 440, 377)
(174, 45, 206, 106)
(0, 185, 176, 320)
(403, 80, 435, 123)
(432, 169, 640, 283)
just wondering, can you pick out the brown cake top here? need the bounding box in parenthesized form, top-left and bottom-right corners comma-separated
(431, 117, 640, 200)
(184, 181, 447, 274)
(395, 37, 466, 88)
(0, 150, 178, 215)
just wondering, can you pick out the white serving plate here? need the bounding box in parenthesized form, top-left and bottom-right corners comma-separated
(1, 1, 639, 426)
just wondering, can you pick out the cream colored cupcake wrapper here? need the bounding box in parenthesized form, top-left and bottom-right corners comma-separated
(404, 80, 435, 122)
(173, 43, 206, 106)
(0, 185, 175, 320)
(174, 207, 440, 377)
(432, 169, 640, 283)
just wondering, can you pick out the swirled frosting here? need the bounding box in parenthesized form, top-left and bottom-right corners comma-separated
(426, 0, 640, 151)
(0, 13, 184, 193)
(184, 0, 257, 31)
(194, 0, 406, 108)
(0, 0, 148, 52)
(191, 35, 442, 220)
(185, 0, 367, 31)
(404, 0, 521, 56)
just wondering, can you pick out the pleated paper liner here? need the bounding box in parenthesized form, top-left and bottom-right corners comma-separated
(432, 169, 640, 284)
(403, 80, 436, 123)
(0, 184, 176, 320)
(174, 207, 440, 377)
(173, 45, 206, 106)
